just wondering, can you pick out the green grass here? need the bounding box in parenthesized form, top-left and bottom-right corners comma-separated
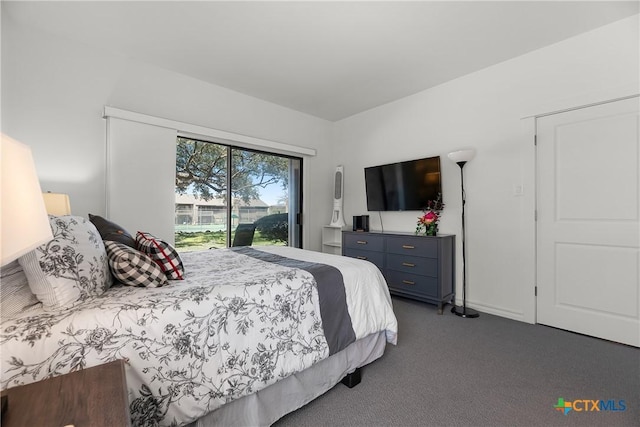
(175, 230, 285, 252)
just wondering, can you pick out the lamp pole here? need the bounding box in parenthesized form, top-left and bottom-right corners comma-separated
(447, 149, 479, 318)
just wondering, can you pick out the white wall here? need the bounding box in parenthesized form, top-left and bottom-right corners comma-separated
(1, 14, 334, 250)
(3, 10, 638, 324)
(332, 15, 639, 322)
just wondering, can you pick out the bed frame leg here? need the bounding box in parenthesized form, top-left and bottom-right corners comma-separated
(341, 367, 361, 388)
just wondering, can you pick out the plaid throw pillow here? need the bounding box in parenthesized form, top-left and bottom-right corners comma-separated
(135, 232, 185, 280)
(104, 241, 168, 288)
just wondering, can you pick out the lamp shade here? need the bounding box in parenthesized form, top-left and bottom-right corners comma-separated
(1, 134, 53, 266)
(447, 149, 476, 164)
(43, 192, 72, 216)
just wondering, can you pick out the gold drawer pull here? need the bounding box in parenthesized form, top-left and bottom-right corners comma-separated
(356, 240, 368, 245)
(402, 245, 415, 249)
(402, 280, 415, 285)
(402, 262, 415, 267)
(356, 256, 367, 260)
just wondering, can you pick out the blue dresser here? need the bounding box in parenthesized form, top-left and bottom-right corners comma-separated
(342, 231, 455, 314)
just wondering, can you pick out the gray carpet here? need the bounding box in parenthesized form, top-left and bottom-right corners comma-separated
(274, 297, 639, 426)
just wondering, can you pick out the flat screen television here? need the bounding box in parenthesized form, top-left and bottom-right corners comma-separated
(365, 156, 441, 211)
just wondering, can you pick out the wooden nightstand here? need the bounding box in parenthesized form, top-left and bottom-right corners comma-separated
(1, 359, 131, 427)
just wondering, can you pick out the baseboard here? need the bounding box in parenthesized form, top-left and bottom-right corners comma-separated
(457, 300, 527, 323)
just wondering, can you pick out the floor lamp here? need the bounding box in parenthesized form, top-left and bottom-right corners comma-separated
(448, 149, 479, 318)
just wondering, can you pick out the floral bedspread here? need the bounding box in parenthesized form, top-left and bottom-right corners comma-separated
(0, 246, 397, 426)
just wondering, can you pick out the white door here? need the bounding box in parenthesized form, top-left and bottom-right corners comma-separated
(536, 97, 639, 347)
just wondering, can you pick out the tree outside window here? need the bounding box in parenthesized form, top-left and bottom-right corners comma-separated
(175, 137, 299, 251)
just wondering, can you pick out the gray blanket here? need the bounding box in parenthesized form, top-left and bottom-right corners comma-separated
(234, 247, 356, 354)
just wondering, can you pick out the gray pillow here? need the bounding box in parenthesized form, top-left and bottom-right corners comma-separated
(19, 215, 112, 311)
(88, 213, 136, 248)
(0, 260, 42, 319)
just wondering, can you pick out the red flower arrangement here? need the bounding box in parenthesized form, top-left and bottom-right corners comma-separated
(416, 193, 444, 236)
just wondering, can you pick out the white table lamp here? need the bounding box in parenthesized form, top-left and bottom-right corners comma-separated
(43, 192, 72, 216)
(1, 134, 53, 266)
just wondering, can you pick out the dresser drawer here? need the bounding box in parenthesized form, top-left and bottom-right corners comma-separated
(343, 248, 384, 270)
(386, 253, 437, 277)
(386, 270, 438, 297)
(343, 233, 385, 252)
(386, 236, 437, 258)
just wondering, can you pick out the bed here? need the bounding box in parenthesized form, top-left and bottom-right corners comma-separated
(0, 216, 398, 426)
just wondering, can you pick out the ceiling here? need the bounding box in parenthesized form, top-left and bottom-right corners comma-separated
(3, 1, 639, 121)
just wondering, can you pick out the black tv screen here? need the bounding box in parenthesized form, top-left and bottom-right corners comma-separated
(365, 156, 441, 211)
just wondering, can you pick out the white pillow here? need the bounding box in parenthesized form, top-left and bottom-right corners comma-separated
(0, 260, 42, 319)
(19, 215, 112, 311)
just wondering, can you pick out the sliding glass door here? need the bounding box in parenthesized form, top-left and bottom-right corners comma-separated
(175, 137, 302, 251)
